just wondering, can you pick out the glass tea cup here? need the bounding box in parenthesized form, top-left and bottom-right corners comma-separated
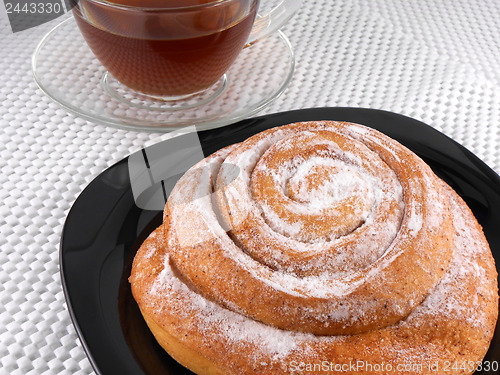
(72, 0, 301, 99)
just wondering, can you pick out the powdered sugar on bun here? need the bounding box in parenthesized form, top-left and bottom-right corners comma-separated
(163, 121, 455, 335)
(130, 121, 498, 375)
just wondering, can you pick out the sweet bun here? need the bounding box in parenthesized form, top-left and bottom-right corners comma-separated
(130, 121, 498, 374)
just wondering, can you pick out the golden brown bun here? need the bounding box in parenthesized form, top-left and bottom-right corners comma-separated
(130, 121, 498, 375)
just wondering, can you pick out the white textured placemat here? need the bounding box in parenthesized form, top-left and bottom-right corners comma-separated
(1, 1, 499, 373)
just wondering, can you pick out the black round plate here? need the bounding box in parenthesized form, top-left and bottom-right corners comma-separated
(60, 107, 500, 375)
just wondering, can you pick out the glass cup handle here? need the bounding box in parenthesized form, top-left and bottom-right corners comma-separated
(244, 0, 302, 48)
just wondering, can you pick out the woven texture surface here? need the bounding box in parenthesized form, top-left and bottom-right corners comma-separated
(1, 0, 499, 373)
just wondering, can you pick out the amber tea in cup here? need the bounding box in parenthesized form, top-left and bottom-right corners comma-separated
(73, 0, 267, 97)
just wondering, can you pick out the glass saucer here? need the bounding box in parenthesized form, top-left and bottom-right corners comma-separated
(32, 16, 295, 132)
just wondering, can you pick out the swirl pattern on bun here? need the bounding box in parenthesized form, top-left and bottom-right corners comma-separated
(130, 121, 498, 375)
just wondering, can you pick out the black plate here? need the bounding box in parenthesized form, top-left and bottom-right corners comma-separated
(60, 108, 500, 375)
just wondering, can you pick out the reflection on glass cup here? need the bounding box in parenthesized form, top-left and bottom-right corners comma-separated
(72, 0, 301, 98)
